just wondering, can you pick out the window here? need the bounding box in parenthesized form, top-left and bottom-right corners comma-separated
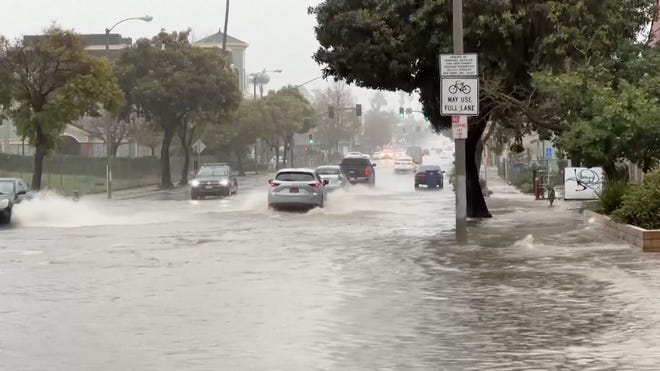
(340, 158, 370, 167)
(198, 167, 229, 177)
(317, 168, 340, 175)
(0, 181, 14, 194)
(419, 166, 441, 172)
(275, 172, 315, 181)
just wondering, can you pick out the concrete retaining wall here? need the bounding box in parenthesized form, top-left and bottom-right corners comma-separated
(584, 209, 660, 252)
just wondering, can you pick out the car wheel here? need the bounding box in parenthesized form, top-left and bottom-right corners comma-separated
(191, 193, 198, 200)
(0, 210, 11, 225)
(415, 183, 419, 189)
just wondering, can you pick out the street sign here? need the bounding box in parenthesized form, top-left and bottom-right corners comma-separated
(451, 116, 468, 139)
(545, 147, 553, 159)
(440, 53, 478, 76)
(441, 78, 479, 116)
(192, 139, 206, 154)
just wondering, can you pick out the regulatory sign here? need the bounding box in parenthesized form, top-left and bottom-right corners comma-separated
(545, 147, 553, 159)
(441, 78, 479, 116)
(451, 116, 468, 139)
(440, 54, 478, 76)
(192, 139, 206, 154)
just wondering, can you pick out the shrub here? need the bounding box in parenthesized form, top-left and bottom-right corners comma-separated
(519, 182, 535, 194)
(612, 169, 660, 230)
(596, 180, 629, 215)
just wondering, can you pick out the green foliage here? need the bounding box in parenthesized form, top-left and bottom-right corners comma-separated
(596, 180, 630, 215)
(534, 62, 660, 176)
(309, 0, 654, 132)
(613, 169, 660, 230)
(115, 30, 241, 186)
(0, 26, 124, 189)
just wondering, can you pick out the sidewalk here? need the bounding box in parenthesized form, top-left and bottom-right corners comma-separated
(470, 167, 595, 248)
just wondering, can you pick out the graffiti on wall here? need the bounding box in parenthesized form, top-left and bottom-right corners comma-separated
(564, 167, 604, 200)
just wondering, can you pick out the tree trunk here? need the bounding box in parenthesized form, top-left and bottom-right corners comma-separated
(180, 147, 191, 185)
(475, 120, 496, 172)
(275, 145, 281, 170)
(234, 147, 245, 175)
(32, 143, 46, 190)
(466, 120, 492, 218)
(160, 130, 174, 188)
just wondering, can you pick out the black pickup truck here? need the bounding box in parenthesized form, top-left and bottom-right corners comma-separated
(339, 156, 376, 187)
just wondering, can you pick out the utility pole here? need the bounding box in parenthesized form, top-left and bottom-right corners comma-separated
(452, 0, 468, 243)
(222, 0, 230, 52)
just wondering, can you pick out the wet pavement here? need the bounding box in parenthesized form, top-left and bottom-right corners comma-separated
(2, 157, 660, 370)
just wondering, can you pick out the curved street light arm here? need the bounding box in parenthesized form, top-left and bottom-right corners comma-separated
(106, 15, 153, 34)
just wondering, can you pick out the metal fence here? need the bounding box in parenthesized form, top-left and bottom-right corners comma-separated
(0, 153, 160, 195)
(496, 155, 567, 194)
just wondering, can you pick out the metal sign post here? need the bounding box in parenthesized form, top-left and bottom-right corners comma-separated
(439, 0, 479, 244)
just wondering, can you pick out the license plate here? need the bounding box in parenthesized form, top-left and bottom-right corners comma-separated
(290, 187, 299, 193)
(205, 186, 213, 189)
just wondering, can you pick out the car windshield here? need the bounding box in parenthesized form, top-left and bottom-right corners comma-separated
(317, 168, 340, 175)
(275, 172, 315, 181)
(0, 181, 14, 194)
(341, 158, 370, 166)
(198, 167, 229, 177)
(419, 166, 441, 172)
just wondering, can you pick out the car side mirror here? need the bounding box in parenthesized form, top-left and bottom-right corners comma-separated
(17, 190, 27, 196)
(442, 171, 446, 173)
(267, 179, 273, 184)
(323, 179, 330, 185)
(372, 163, 377, 167)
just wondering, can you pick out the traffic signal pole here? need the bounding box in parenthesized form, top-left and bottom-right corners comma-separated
(453, 0, 468, 244)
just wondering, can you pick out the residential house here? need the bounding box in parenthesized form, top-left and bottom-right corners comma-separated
(194, 30, 249, 94)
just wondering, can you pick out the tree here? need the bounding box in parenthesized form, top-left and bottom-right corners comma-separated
(217, 99, 266, 175)
(129, 117, 160, 156)
(534, 62, 660, 178)
(309, 0, 655, 218)
(363, 109, 395, 149)
(262, 87, 316, 168)
(0, 26, 123, 190)
(369, 91, 388, 112)
(311, 81, 359, 155)
(116, 30, 241, 187)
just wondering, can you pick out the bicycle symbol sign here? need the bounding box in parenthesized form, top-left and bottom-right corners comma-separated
(441, 78, 479, 116)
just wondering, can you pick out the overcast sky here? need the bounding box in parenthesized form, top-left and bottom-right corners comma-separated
(0, 0, 423, 112)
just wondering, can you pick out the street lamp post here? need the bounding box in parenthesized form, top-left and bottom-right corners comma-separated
(249, 69, 283, 99)
(103, 15, 153, 199)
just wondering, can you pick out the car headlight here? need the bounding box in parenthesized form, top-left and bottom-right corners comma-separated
(220, 179, 229, 186)
(191, 180, 200, 187)
(0, 199, 9, 209)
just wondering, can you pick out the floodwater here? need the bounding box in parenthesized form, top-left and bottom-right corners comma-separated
(2, 154, 660, 370)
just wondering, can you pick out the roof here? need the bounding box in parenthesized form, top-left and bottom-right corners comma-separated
(196, 30, 248, 47)
(276, 168, 315, 173)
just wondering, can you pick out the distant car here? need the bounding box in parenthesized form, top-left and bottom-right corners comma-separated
(381, 150, 394, 160)
(372, 151, 382, 160)
(414, 165, 445, 189)
(190, 164, 238, 199)
(268, 168, 328, 209)
(394, 156, 416, 173)
(0, 178, 31, 224)
(316, 165, 348, 191)
(340, 156, 376, 187)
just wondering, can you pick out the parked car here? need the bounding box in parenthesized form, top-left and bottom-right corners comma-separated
(316, 165, 348, 191)
(414, 165, 445, 189)
(394, 156, 416, 173)
(0, 178, 31, 224)
(190, 163, 238, 199)
(339, 156, 376, 187)
(268, 168, 329, 209)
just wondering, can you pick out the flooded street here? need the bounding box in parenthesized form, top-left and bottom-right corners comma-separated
(2, 162, 660, 370)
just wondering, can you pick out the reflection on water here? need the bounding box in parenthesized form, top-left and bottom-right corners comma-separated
(2, 164, 660, 370)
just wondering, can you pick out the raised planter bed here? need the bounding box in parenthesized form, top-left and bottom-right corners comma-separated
(583, 209, 660, 252)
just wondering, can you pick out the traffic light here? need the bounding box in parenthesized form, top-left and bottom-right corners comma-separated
(399, 107, 405, 119)
(308, 134, 314, 145)
(328, 105, 335, 119)
(356, 104, 362, 117)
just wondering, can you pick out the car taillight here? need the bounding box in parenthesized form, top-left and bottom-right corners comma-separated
(269, 180, 280, 187)
(364, 167, 370, 176)
(310, 182, 321, 188)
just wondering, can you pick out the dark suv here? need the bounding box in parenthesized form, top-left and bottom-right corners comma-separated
(340, 156, 376, 187)
(190, 164, 238, 199)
